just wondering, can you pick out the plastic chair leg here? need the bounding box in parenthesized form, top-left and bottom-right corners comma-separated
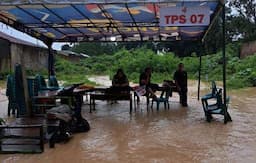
(227, 112, 232, 121)
(157, 102, 160, 111)
(206, 114, 213, 122)
(224, 112, 232, 124)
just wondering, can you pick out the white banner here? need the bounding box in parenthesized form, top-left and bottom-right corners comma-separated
(160, 6, 210, 26)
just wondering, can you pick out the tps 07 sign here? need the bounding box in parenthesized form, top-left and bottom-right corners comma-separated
(160, 7, 210, 26)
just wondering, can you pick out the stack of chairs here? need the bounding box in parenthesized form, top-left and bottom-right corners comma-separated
(48, 75, 60, 88)
(31, 75, 61, 114)
(35, 75, 60, 92)
(2, 72, 64, 154)
(201, 81, 232, 124)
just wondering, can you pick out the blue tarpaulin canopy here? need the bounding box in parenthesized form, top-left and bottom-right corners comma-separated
(0, 0, 223, 43)
(0, 1, 231, 123)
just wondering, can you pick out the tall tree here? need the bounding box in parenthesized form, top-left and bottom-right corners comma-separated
(228, 0, 256, 42)
(229, 0, 256, 23)
(71, 42, 118, 56)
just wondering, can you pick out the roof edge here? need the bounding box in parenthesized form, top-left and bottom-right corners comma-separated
(0, 0, 220, 5)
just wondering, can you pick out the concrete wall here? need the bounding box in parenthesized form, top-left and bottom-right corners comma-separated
(240, 41, 256, 58)
(0, 39, 11, 73)
(10, 44, 48, 72)
(0, 39, 49, 74)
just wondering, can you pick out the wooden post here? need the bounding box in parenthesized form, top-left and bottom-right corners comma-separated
(19, 47, 32, 116)
(222, 2, 231, 123)
(47, 42, 54, 78)
(222, 1, 227, 108)
(198, 54, 202, 101)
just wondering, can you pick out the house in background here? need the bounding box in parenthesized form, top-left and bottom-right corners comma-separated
(56, 50, 90, 62)
(240, 41, 256, 58)
(0, 31, 48, 75)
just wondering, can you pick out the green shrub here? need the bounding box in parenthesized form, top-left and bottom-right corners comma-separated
(53, 45, 256, 89)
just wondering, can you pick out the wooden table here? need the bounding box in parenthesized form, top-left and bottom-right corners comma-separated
(89, 92, 133, 113)
(0, 117, 60, 153)
(73, 86, 109, 101)
(32, 90, 72, 114)
(73, 86, 108, 94)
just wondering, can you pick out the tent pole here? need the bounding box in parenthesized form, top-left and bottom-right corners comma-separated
(47, 42, 54, 78)
(222, 3, 227, 118)
(198, 54, 202, 101)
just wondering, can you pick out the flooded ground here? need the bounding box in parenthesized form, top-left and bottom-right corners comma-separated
(0, 79, 256, 163)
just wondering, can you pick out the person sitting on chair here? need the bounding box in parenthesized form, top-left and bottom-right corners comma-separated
(111, 68, 130, 93)
(174, 63, 188, 107)
(139, 67, 158, 99)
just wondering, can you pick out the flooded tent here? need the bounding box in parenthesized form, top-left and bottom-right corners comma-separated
(0, 0, 238, 160)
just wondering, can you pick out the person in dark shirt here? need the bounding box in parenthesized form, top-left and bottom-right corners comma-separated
(174, 63, 188, 106)
(111, 68, 130, 93)
(139, 67, 158, 98)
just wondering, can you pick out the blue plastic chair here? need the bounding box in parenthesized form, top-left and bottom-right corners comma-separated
(201, 88, 232, 124)
(35, 75, 59, 91)
(151, 89, 171, 110)
(48, 75, 59, 88)
(202, 81, 218, 100)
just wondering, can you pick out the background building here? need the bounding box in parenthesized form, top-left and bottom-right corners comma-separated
(0, 31, 48, 75)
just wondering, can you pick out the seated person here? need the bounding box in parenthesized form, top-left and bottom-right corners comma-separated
(139, 67, 158, 99)
(174, 63, 188, 107)
(110, 68, 130, 93)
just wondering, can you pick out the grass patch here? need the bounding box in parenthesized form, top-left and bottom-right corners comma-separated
(57, 74, 96, 86)
(2, 43, 255, 90)
(0, 80, 6, 89)
(66, 44, 255, 89)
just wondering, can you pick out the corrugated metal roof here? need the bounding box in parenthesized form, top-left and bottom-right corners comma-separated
(0, 31, 47, 48)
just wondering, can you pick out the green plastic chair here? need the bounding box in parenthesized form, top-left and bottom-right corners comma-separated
(35, 74, 48, 91)
(35, 75, 59, 91)
(48, 75, 59, 88)
(201, 89, 232, 124)
(151, 89, 171, 110)
(202, 81, 218, 100)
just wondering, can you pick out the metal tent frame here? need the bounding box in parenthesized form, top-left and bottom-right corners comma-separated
(0, 0, 229, 122)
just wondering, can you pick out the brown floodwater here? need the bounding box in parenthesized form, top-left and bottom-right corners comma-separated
(0, 81, 256, 163)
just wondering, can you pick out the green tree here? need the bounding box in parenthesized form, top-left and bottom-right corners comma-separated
(71, 42, 118, 56)
(228, 0, 256, 42)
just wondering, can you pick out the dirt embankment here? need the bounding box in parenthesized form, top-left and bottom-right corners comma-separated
(0, 88, 7, 102)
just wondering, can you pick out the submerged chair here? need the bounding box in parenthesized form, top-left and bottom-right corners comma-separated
(151, 89, 171, 110)
(201, 88, 232, 124)
(203, 81, 218, 99)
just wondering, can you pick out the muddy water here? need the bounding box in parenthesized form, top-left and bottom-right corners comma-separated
(0, 80, 256, 163)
